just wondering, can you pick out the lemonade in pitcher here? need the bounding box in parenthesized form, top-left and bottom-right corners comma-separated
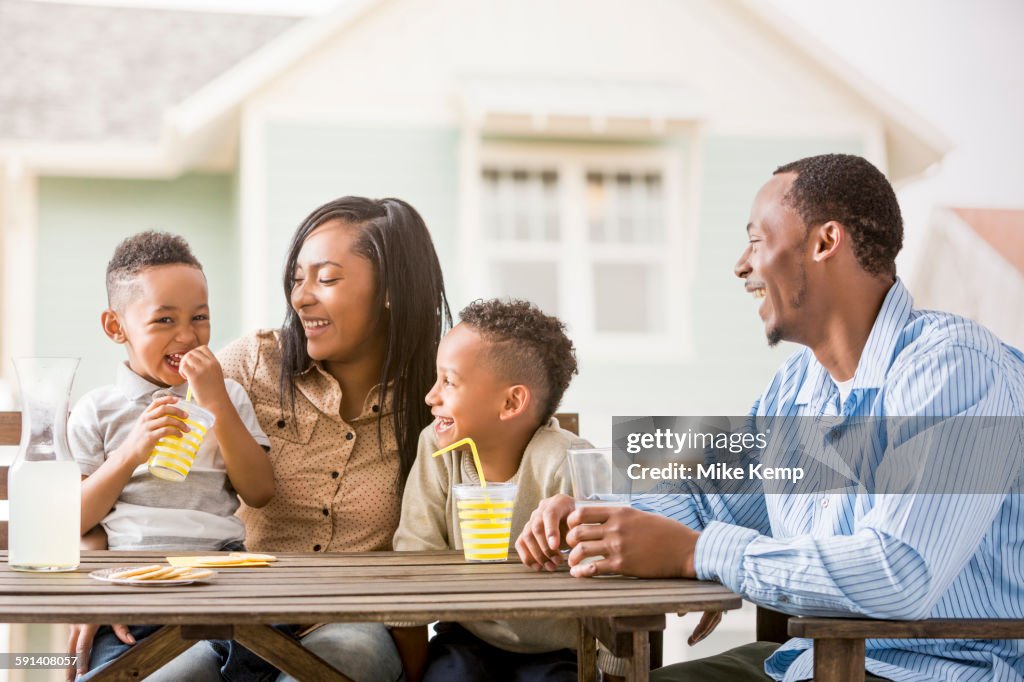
(8, 357, 82, 572)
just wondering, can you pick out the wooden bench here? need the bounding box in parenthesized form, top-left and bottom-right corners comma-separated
(0, 410, 17, 550)
(757, 599, 1024, 680)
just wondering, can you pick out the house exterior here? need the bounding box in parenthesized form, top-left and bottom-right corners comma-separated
(913, 207, 1024, 348)
(0, 0, 949, 435)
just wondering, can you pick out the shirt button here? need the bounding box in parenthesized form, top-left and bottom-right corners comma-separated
(322, 508, 329, 516)
(276, 419, 286, 428)
(779, 595, 790, 603)
(313, 544, 322, 552)
(331, 471, 339, 479)
(345, 432, 354, 441)
(372, 404, 380, 413)
(821, 498, 830, 508)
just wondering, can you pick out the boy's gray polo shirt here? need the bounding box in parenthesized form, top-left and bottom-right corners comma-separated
(68, 363, 270, 551)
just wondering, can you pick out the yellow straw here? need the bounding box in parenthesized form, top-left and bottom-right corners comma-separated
(184, 385, 193, 402)
(431, 437, 487, 488)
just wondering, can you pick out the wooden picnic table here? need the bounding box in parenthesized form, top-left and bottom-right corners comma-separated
(0, 549, 741, 682)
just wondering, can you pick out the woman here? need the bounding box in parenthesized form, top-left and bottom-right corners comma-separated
(219, 196, 451, 680)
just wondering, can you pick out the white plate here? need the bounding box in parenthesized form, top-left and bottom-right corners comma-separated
(89, 566, 217, 587)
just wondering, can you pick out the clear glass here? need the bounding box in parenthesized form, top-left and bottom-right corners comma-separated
(567, 447, 629, 566)
(567, 447, 630, 506)
(8, 357, 81, 572)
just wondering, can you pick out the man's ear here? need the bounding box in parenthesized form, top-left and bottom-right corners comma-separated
(812, 221, 843, 263)
(499, 385, 531, 421)
(101, 309, 127, 344)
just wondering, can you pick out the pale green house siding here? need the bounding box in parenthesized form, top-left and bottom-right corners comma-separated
(35, 174, 238, 399)
(263, 124, 461, 325)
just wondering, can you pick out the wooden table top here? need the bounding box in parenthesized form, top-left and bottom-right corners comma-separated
(0, 550, 742, 625)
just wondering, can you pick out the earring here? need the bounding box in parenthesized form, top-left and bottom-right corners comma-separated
(385, 298, 390, 309)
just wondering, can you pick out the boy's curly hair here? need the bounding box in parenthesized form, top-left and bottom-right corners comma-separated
(106, 231, 203, 310)
(459, 299, 578, 424)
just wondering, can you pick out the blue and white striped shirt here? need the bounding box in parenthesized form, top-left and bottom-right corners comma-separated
(636, 280, 1024, 681)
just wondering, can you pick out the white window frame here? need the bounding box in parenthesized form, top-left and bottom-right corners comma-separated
(460, 140, 694, 362)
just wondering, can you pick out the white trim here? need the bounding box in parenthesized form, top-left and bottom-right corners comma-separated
(864, 121, 888, 175)
(1, 158, 38, 371)
(167, 0, 383, 139)
(457, 121, 483, 309)
(735, 0, 950, 179)
(238, 107, 271, 332)
(0, 141, 174, 178)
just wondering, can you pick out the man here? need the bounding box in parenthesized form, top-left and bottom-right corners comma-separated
(517, 154, 1024, 681)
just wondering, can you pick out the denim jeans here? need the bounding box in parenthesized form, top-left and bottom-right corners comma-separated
(276, 622, 405, 682)
(85, 622, 405, 681)
(422, 622, 576, 682)
(82, 541, 279, 682)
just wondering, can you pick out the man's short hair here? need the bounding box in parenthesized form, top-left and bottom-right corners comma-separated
(459, 299, 578, 424)
(106, 231, 203, 310)
(774, 153, 903, 277)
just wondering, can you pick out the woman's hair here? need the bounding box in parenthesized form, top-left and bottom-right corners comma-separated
(279, 197, 452, 490)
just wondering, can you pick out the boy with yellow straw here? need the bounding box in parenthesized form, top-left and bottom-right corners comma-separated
(67, 231, 274, 680)
(390, 299, 626, 681)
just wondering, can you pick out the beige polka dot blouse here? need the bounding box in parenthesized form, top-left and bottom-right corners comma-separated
(218, 330, 401, 553)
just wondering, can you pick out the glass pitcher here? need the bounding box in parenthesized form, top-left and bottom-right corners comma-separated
(8, 357, 81, 572)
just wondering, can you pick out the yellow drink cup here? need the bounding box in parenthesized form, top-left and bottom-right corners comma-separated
(147, 403, 214, 482)
(453, 483, 517, 562)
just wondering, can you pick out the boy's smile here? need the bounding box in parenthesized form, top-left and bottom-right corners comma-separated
(426, 324, 509, 452)
(106, 264, 211, 387)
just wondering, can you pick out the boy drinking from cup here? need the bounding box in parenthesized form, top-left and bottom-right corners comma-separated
(66, 231, 273, 679)
(390, 299, 625, 681)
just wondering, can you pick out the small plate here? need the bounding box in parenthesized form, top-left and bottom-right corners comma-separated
(89, 566, 217, 587)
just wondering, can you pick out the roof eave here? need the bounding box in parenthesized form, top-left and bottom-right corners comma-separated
(735, 0, 952, 182)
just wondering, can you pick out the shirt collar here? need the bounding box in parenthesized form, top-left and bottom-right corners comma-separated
(292, 362, 395, 422)
(794, 278, 913, 406)
(850, 277, 914, 391)
(116, 363, 189, 402)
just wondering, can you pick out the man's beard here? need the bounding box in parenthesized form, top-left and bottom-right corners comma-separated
(765, 263, 807, 348)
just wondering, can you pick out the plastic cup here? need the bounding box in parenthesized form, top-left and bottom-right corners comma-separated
(453, 483, 517, 562)
(147, 403, 214, 482)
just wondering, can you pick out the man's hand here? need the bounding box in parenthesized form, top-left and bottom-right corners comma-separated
(515, 494, 576, 571)
(116, 396, 189, 467)
(688, 610, 723, 646)
(565, 505, 701, 578)
(178, 346, 230, 411)
(66, 623, 133, 681)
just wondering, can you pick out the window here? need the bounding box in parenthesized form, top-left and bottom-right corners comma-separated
(465, 143, 692, 360)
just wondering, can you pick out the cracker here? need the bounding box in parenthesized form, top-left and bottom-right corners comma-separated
(132, 566, 177, 581)
(184, 569, 214, 581)
(109, 565, 163, 580)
